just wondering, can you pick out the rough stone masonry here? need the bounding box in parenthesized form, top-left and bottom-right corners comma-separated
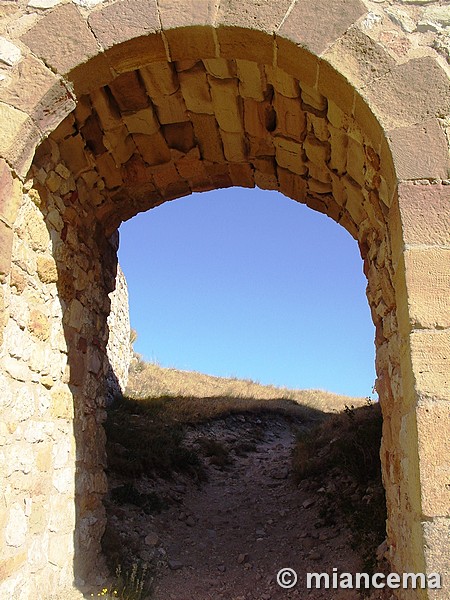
(0, 0, 449, 598)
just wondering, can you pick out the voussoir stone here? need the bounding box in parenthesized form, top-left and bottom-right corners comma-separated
(278, 0, 367, 56)
(88, 0, 160, 49)
(21, 4, 99, 74)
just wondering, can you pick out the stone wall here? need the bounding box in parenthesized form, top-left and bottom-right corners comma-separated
(0, 1, 448, 599)
(106, 260, 132, 402)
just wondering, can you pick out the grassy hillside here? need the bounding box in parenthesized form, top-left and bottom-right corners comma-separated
(126, 357, 367, 415)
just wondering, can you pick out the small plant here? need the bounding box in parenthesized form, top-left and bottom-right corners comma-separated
(91, 563, 150, 600)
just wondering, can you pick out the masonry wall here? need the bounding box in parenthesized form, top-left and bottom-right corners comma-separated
(0, 1, 448, 599)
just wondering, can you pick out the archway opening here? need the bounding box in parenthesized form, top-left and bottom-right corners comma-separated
(118, 186, 376, 398)
(97, 185, 387, 598)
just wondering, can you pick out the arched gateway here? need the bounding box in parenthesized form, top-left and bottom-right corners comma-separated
(0, 1, 448, 598)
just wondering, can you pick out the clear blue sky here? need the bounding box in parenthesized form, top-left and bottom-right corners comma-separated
(117, 187, 376, 398)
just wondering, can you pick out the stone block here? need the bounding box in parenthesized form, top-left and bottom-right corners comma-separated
(402, 247, 450, 330)
(133, 132, 171, 166)
(152, 90, 188, 125)
(217, 27, 273, 64)
(21, 4, 98, 74)
(364, 56, 450, 130)
(176, 151, 210, 191)
(36, 256, 58, 284)
(318, 61, 355, 115)
(5, 503, 27, 547)
(0, 37, 21, 67)
(103, 126, 136, 166)
(217, 130, 245, 162)
(205, 162, 233, 188)
(416, 401, 450, 518)
(346, 136, 366, 187)
(274, 137, 306, 176)
(409, 330, 450, 401)
(343, 176, 366, 225)
(163, 122, 195, 153)
(122, 107, 159, 136)
(96, 152, 124, 190)
(273, 93, 306, 141)
(229, 163, 254, 188)
(301, 83, 327, 112)
(28, 309, 50, 341)
(243, 98, 273, 139)
(398, 183, 450, 248)
(254, 169, 278, 191)
(108, 71, 150, 113)
(236, 60, 265, 101)
(158, 0, 217, 28)
(68, 53, 113, 96)
(278, 0, 366, 56)
(179, 64, 214, 114)
(329, 126, 348, 175)
(278, 168, 307, 202)
(422, 517, 450, 592)
(59, 134, 90, 176)
(209, 77, 243, 133)
(0, 159, 21, 226)
(88, 0, 160, 49)
(323, 26, 396, 89)
(307, 113, 329, 143)
(387, 120, 449, 181)
(203, 58, 235, 79)
(105, 35, 167, 74)
(265, 65, 299, 99)
(275, 37, 319, 89)
(140, 61, 179, 97)
(89, 88, 122, 132)
(303, 134, 330, 165)
(165, 26, 216, 62)
(190, 114, 225, 163)
(216, 0, 292, 33)
(0, 101, 41, 177)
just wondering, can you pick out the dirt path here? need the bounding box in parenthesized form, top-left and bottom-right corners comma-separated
(144, 414, 371, 600)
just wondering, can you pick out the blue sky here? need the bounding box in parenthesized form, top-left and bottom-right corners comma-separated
(118, 187, 376, 398)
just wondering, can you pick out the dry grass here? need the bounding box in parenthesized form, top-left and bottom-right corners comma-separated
(126, 358, 366, 415)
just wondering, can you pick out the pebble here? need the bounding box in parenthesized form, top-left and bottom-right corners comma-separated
(302, 498, 315, 509)
(168, 559, 184, 570)
(144, 532, 159, 546)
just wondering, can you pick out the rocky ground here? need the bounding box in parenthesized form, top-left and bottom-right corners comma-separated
(102, 409, 391, 600)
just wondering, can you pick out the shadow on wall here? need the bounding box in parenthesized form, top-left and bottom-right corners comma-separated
(43, 196, 122, 587)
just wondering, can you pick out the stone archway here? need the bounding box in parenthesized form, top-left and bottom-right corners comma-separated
(0, 2, 448, 598)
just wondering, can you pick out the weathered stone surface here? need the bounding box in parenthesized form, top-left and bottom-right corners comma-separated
(216, 0, 292, 32)
(416, 401, 450, 518)
(324, 27, 396, 88)
(88, 0, 160, 49)
(0, 37, 21, 67)
(398, 183, 450, 248)
(402, 247, 450, 330)
(387, 120, 450, 181)
(279, 0, 366, 56)
(21, 4, 98, 74)
(409, 330, 450, 401)
(364, 57, 450, 130)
